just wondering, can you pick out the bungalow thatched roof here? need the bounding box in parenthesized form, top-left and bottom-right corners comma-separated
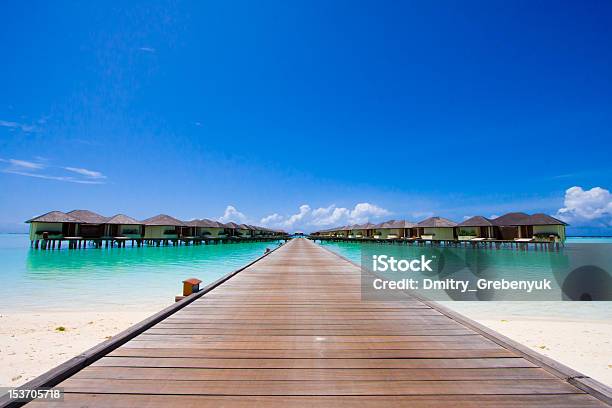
(67, 209, 108, 224)
(457, 216, 494, 227)
(349, 223, 370, 230)
(491, 212, 567, 226)
(223, 222, 242, 229)
(187, 219, 225, 228)
(527, 213, 568, 226)
(26, 211, 81, 224)
(491, 212, 530, 226)
(417, 216, 457, 228)
(105, 214, 142, 225)
(375, 219, 416, 229)
(141, 214, 186, 226)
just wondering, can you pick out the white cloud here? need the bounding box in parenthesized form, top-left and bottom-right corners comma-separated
(0, 119, 37, 133)
(349, 203, 390, 223)
(64, 166, 106, 179)
(309, 205, 350, 226)
(138, 47, 156, 53)
(218, 205, 247, 223)
(2, 170, 105, 184)
(283, 204, 311, 227)
(0, 158, 106, 185)
(0, 158, 44, 170)
(557, 186, 612, 226)
(260, 213, 283, 225)
(260, 202, 391, 231)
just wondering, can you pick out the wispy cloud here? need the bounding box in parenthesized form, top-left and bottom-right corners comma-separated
(0, 158, 44, 170)
(64, 167, 106, 179)
(0, 119, 38, 133)
(3, 170, 105, 184)
(138, 46, 156, 53)
(0, 158, 107, 185)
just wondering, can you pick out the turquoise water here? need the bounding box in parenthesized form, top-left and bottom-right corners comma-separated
(319, 238, 612, 318)
(0, 234, 281, 312)
(320, 237, 612, 265)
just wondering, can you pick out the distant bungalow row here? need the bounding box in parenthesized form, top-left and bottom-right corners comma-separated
(26, 209, 287, 249)
(311, 212, 567, 243)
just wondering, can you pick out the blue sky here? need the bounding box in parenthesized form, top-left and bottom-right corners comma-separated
(1, 0, 611, 233)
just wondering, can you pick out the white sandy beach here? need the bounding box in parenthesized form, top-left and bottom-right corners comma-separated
(0, 308, 162, 388)
(443, 302, 612, 386)
(1, 302, 610, 388)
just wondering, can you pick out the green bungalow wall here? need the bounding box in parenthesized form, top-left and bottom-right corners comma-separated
(144, 225, 179, 239)
(115, 225, 142, 238)
(421, 227, 455, 241)
(533, 225, 566, 242)
(373, 228, 403, 239)
(197, 227, 226, 238)
(29, 222, 64, 240)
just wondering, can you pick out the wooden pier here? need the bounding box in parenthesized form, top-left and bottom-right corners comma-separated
(5, 238, 610, 407)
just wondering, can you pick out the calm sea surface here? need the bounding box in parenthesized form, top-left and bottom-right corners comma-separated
(319, 237, 612, 320)
(0, 234, 282, 312)
(1, 234, 611, 317)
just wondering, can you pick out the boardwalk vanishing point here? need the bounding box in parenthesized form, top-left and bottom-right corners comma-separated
(4, 238, 611, 407)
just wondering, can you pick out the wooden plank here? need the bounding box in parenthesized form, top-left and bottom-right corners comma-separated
(121, 340, 501, 350)
(92, 357, 537, 369)
(147, 325, 473, 336)
(56, 378, 583, 395)
(72, 367, 555, 381)
(135, 334, 485, 342)
(30, 394, 608, 408)
(107, 347, 518, 359)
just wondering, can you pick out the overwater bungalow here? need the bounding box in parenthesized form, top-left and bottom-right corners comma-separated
(104, 214, 143, 238)
(331, 226, 350, 237)
(492, 212, 567, 242)
(66, 209, 108, 239)
(239, 224, 256, 238)
(26, 211, 81, 241)
(185, 219, 228, 239)
(528, 213, 568, 242)
(322, 227, 338, 237)
(321, 226, 339, 237)
(251, 225, 270, 237)
(248, 224, 278, 237)
(221, 222, 246, 238)
(455, 216, 495, 240)
(372, 220, 417, 239)
(416, 216, 458, 240)
(348, 223, 375, 238)
(142, 214, 185, 239)
(315, 227, 335, 237)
